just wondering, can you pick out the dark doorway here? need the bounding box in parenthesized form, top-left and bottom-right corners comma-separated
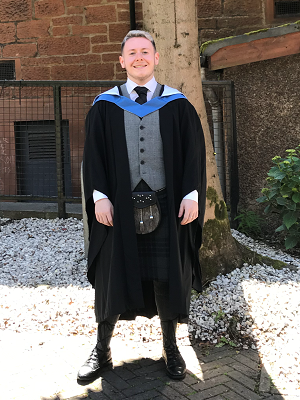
(15, 120, 72, 198)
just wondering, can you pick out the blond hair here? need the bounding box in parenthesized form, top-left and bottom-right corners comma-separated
(121, 30, 156, 53)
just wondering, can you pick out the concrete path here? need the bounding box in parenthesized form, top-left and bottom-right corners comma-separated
(1, 330, 297, 400)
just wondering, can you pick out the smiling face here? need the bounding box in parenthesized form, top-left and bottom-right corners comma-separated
(119, 37, 159, 85)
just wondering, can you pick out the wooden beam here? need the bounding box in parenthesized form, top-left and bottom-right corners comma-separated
(265, 0, 275, 24)
(208, 31, 300, 70)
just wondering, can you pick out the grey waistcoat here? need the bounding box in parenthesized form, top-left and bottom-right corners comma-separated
(121, 83, 166, 191)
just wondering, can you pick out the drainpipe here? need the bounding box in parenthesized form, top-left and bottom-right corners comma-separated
(201, 67, 226, 196)
(129, 0, 136, 30)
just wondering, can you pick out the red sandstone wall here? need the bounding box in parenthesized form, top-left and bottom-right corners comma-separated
(0, 1, 144, 196)
(197, 0, 265, 44)
(0, 0, 143, 81)
(0, 0, 298, 77)
(197, 0, 299, 44)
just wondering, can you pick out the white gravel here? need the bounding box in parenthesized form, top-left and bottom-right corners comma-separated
(0, 217, 87, 287)
(1, 218, 300, 391)
(231, 228, 300, 269)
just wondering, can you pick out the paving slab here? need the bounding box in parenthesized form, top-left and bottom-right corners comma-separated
(259, 366, 271, 393)
(0, 330, 298, 400)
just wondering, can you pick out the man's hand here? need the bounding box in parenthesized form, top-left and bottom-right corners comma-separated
(178, 199, 198, 225)
(95, 198, 114, 226)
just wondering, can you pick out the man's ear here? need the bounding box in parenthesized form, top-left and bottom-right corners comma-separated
(119, 55, 125, 68)
(154, 52, 159, 66)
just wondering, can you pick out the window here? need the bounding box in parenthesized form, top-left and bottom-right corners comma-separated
(266, 0, 300, 22)
(0, 60, 15, 80)
(275, 0, 300, 17)
(15, 120, 72, 197)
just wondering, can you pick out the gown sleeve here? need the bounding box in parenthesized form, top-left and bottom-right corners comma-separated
(180, 101, 207, 227)
(83, 102, 110, 237)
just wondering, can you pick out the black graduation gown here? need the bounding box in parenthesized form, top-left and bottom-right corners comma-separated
(83, 96, 206, 323)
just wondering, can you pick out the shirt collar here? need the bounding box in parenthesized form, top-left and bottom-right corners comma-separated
(126, 76, 157, 95)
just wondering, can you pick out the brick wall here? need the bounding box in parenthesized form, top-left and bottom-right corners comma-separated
(0, 1, 144, 197)
(197, 0, 299, 44)
(198, 0, 265, 44)
(0, 0, 143, 81)
(1, 1, 299, 78)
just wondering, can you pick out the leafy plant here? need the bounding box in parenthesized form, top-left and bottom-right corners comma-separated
(257, 146, 300, 249)
(212, 309, 225, 322)
(234, 209, 263, 238)
(215, 336, 237, 348)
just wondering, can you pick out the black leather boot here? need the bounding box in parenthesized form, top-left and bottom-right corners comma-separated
(161, 318, 187, 380)
(153, 281, 186, 380)
(77, 315, 119, 382)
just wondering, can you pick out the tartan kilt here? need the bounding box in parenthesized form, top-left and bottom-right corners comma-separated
(135, 186, 170, 282)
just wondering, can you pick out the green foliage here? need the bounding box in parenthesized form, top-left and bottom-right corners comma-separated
(215, 336, 237, 348)
(212, 309, 225, 322)
(257, 146, 300, 249)
(234, 209, 263, 237)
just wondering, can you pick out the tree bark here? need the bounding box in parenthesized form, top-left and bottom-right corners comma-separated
(142, 0, 244, 285)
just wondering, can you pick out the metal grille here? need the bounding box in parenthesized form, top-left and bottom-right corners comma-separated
(275, 1, 300, 16)
(202, 81, 239, 224)
(0, 80, 238, 221)
(0, 81, 123, 217)
(0, 61, 15, 80)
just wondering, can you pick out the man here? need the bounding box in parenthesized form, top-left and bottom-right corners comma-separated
(79, 30, 206, 382)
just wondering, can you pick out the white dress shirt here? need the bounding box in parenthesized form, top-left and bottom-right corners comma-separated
(93, 77, 198, 203)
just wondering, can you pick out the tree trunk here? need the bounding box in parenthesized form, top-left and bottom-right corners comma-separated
(142, 0, 244, 285)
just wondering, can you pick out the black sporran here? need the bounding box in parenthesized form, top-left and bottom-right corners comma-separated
(132, 191, 161, 234)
